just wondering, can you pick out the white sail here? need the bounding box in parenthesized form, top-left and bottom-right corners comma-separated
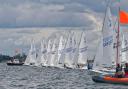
(57, 36, 65, 64)
(93, 39, 103, 70)
(24, 40, 37, 66)
(93, 6, 114, 70)
(102, 7, 114, 67)
(40, 40, 47, 66)
(46, 39, 53, 66)
(36, 39, 47, 66)
(64, 32, 75, 68)
(49, 38, 59, 66)
(24, 52, 31, 65)
(77, 31, 88, 65)
(71, 33, 77, 65)
(121, 33, 128, 64)
(57, 36, 63, 64)
(57, 32, 69, 68)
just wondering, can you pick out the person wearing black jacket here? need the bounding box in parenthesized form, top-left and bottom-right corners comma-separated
(124, 63, 128, 77)
(115, 64, 124, 78)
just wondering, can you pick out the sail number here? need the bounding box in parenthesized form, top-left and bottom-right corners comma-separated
(103, 36, 113, 47)
(122, 46, 128, 52)
(65, 47, 73, 52)
(80, 46, 88, 53)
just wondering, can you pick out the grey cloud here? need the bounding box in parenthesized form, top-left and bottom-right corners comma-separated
(0, 0, 115, 27)
(0, 0, 127, 27)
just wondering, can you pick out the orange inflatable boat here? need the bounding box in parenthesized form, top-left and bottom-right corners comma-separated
(92, 75, 128, 84)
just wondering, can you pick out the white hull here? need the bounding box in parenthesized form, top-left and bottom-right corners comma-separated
(90, 68, 115, 75)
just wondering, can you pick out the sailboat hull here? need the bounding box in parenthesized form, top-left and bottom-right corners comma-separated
(92, 75, 128, 85)
(90, 69, 115, 75)
(64, 66, 73, 69)
(7, 62, 24, 66)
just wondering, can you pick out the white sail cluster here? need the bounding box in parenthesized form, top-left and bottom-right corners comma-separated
(24, 5, 128, 72)
(24, 31, 89, 69)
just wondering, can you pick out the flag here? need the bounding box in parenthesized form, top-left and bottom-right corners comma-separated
(120, 10, 128, 24)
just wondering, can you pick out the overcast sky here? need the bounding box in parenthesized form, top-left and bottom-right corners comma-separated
(0, 0, 127, 27)
(0, 0, 128, 56)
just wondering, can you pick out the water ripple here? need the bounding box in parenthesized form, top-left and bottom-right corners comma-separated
(0, 63, 128, 89)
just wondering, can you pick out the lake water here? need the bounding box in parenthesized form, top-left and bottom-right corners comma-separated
(0, 63, 127, 89)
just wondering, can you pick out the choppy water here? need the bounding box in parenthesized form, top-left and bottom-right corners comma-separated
(0, 63, 127, 89)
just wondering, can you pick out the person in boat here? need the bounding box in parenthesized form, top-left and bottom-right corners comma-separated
(64, 64, 66, 68)
(124, 63, 128, 77)
(77, 64, 80, 68)
(115, 64, 124, 78)
(10, 57, 14, 63)
(87, 60, 93, 70)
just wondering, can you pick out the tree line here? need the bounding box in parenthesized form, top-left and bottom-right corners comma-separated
(0, 53, 27, 62)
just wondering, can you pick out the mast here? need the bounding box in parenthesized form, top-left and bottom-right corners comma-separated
(116, 0, 120, 66)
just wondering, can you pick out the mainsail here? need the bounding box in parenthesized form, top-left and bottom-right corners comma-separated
(46, 39, 53, 66)
(57, 32, 69, 67)
(36, 39, 47, 66)
(71, 32, 77, 66)
(25, 40, 37, 66)
(57, 35, 66, 66)
(102, 6, 114, 67)
(77, 31, 88, 65)
(93, 6, 114, 70)
(49, 38, 59, 66)
(40, 39, 47, 66)
(57, 36, 65, 63)
(64, 31, 75, 68)
(93, 40, 103, 70)
(121, 33, 128, 64)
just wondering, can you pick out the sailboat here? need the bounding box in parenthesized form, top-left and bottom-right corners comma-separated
(40, 39, 47, 67)
(49, 38, 59, 67)
(35, 39, 47, 67)
(77, 31, 88, 69)
(92, 9, 128, 75)
(70, 32, 78, 68)
(92, 0, 128, 85)
(91, 4, 115, 75)
(46, 39, 53, 67)
(64, 31, 76, 69)
(55, 32, 69, 68)
(56, 35, 66, 68)
(24, 40, 37, 66)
